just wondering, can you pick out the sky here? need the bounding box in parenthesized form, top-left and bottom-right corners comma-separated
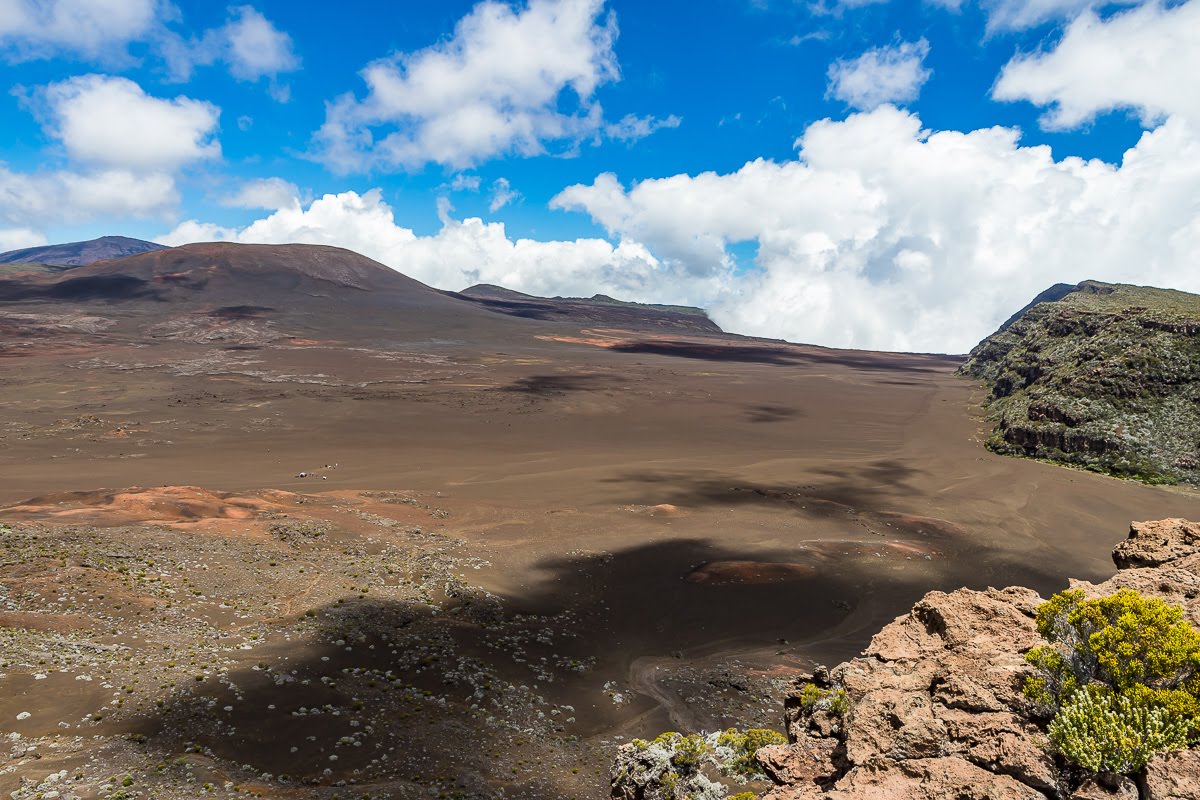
(1, 0, 1198, 354)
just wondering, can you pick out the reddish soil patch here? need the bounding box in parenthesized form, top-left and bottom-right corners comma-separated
(685, 560, 817, 585)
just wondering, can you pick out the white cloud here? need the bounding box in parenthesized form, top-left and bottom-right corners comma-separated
(146, 102, 1200, 354)
(605, 113, 682, 142)
(994, 1, 1200, 129)
(38, 74, 221, 171)
(488, 177, 520, 211)
(979, 0, 1138, 31)
(552, 105, 1200, 353)
(156, 188, 725, 303)
(448, 174, 482, 192)
(0, 2, 298, 97)
(312, 0, 624, 172)
(221, 177, 300, 210)
(162, 5, 300, 96)
(223, 6, 300, 81)
(0, 0, 161, 61)
(0, 74, 212, 234)
(827, 39, 931, 111)
(0, 165, 178, 227)
(0, 227, 48, 253)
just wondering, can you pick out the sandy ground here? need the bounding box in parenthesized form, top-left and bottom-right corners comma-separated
(3, 294, 1200, 798)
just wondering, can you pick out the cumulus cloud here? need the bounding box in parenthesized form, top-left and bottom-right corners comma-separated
(552, 105, 1200, 353)
(221, 177, 300, 210)
(0, 0, 161, 61)
(156, 188, 725, 303)
(827, 39, 931, 110)
(148, 101, 1200, 354)
(0, 75, 215, 232)
(161, 5, 300, 97)
(488, 177, 520, 211)
(0, 164, 178, 227)
(994, 1, 1200, 129)
(312, 0, 647, 172)
(37, 74, 221, 171)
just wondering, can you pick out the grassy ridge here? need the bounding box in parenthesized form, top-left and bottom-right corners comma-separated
(961, 281, 1200, 484)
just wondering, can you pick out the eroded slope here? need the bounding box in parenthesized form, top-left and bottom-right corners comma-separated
(961, 281, 1200, 483)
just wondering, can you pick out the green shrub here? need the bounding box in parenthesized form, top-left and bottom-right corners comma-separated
(1048, 686, 1188, 773)
(1025, 588, 1200, 774)
(613, 732, 722, 800)
(613, 728, 785, 799)
(796, 683, 847, 716)
(712, 728, 787, 779)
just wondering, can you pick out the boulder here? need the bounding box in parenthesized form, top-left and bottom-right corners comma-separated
(755, 738, 839, 785)
(1112, 518, 1200, 568)
(1143, 749, 1200, 799)
(805, 757, 1043, 799)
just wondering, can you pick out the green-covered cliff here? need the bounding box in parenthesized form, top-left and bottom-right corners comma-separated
(961, 280, 1200, 484)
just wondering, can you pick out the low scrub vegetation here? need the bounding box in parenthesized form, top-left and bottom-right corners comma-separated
(1023, 588, 1200, 775)
(610, 727, 786, 799)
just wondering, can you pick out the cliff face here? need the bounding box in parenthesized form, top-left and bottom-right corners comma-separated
(960, 281, 1200, 484)
(755, 518, 1200, 799)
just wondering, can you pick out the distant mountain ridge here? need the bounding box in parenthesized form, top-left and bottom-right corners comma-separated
(0, 236, 166, 267)
(458, 283, 721, 334)
(961, 280, 1200, 483)
(462, 283, 711, 318)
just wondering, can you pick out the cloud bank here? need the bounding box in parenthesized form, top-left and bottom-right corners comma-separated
(158, 188, 724, 304)
(165, 98, 1200, 354)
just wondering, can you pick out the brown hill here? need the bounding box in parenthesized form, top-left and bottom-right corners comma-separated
(0, 242, 564, 347)
(0, 242, 724, 345)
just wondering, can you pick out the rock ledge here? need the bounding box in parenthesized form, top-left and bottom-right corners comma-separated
(757, 519, 1200, 800)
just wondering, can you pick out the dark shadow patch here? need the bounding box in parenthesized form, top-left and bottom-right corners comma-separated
(0, 275, 161, 302)
(606, 460, 923, 516)
(124, 527, 1072, 796)
(459, 296, 567, 321)
(209, 305, 275, 319)
(609, 340, 962, 373)
(746, 404, 800, 423)
(502, 374, 611, 396)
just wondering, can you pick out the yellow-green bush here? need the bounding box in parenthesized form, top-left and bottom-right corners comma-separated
(713, 728, 787, 779)
(1048, 686, 1188, 773)
(1025, 588, 1200, 774)
(796, 682, 848, 716)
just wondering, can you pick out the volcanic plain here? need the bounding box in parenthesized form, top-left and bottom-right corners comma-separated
(1, 243, 1198, 799)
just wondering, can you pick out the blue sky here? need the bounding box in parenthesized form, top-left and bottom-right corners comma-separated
(1, 0, 1197, 352)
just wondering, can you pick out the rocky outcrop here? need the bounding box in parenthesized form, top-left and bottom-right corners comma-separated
(755, 519, 1200, 799)
(1112, 518, 1200, 569)
(961, 281, 1200, 484)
